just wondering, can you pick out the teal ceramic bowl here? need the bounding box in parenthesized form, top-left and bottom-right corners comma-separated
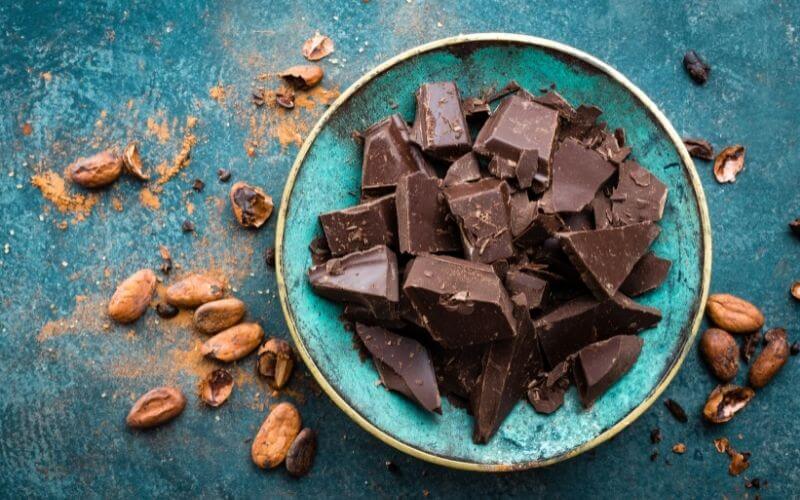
(276, 34, 712, 471)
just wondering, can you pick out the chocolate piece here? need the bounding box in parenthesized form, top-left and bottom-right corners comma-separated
(611, 161, 668, 225)
(472, 299, 543, 443)
(595, 130, 631, 165)
(559, 223, 661, 298)
(535, 296, 599, 367)
(509, 192, 537, 238)
(308, 236, 331, 265)
(514, 209, 564, 248)
(487, 155, 516, 180)
(573, 335, 643, 408)
(594, 293, 662, 339)
(550, 138, 617, 213)
(527, 360, 571, 414)
(319, 194, 397, 257)
(361, 115, 434, 193)
(411, 82, 472, 161)
(443, 152, 482, 187)
(445, 178, 514, 264)
(562, 211, 594, 232)
(434, 345, 485, 399)
(559, 104, 603, 142)
(515, 149, 539, 189)
(591, 190, 613, 230)
(356, 323, 441, 413)
(462, 97, 491, 125)
(484, 81, 521, 103)
(342, 303, 406, 330)
(396, 172, 460, 255)
(473, 94, 560, 171)
(403, 254, 517, 348)
(504, 270, 547, 311)
(308, 245, 399, 318)
(619, 252, 672, 297)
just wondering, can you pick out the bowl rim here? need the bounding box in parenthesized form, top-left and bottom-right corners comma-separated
(275, 33, 712, 472)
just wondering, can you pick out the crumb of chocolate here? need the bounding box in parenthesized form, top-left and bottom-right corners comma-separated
(217, 169, 231, 182)
(650, 451, 659, 462)
(181, 220, 195, 233)
(745, 478, 761, 489)
(192, 179, 205, 192)
(385, 460, 400, 474)
(265, 247, 276, 268)
(791, 341, 800, 356)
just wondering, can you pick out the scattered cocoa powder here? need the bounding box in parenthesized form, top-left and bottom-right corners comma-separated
(31, 170, 100, 221)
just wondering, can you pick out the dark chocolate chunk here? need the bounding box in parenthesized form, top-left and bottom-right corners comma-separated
(550, 138, 617, 213)
(683, 50, 710, 84)
(484, 80, 521, 103)
(396, 172, 460, 255)
(308, 236, 331, 265)
(591, 190, 613, 230)
(595, 130, 631, 165)
(559, 104, 603, 142)
(445, 178, 514, 264)
(574, 335, 643, 407)
(308, 245, 399, 318)
(403, 254, 517, 348)
(443, 152, 482, 187)
(559, 223, 661, 298)
(650, 428, 662, 444)
(462, 97, 491, 125)
(562, 211, 594, 232)
(434, 345, 485, 399)
(356, 323, 441, 413)
(683, 138, 714, 161)
(620, 252, 672, 297)
(342, 303, 406, 330)
(361, 115, 434, 194)
(527, 360, 571, 414)
(593, 293, 662, 340)
(509, 192, 537, 239)
(473, 94, 560, 171)
(504, 270, 547, 311)
(664, 398, 688, 423)
(319, 194, 397, 257)
(514, 209, 564, 248)
(411, 82, 472, 161)
(611, 161, 668, 225)
(487, 155, 516, 180)
(515, 149, 539, 189)
(535, 296, 599, 367)
(472, 299, 543, 443)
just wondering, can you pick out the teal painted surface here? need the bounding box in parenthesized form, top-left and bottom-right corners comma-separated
(282, 39, 706, 466)
(1, 0, 799, 498)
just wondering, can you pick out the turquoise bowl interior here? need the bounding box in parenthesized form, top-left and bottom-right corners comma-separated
(276, 34, 711, 471)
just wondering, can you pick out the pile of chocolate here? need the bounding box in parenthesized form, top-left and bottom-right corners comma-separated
(307, 81, 671, 443)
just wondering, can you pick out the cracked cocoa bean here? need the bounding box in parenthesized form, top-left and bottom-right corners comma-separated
(749, 327, 789, 388)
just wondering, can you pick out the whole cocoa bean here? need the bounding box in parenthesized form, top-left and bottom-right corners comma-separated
(706, 294, 764, 334)
(201, 322, 263, 362)
(126, 387, 186, 429)
(286, 428, 317, 477)
(699, 328, 739, 381)
(108, 269, 157, 323)
(251, 402, 302, 469)
(68, 149, 123, 188)
(749, 328, 790, 388)
(165, 274, 224, 308)
(193, 298, 246, 334)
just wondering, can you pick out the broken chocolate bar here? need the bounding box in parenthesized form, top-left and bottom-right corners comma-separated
(403, 254, 517, 348)
(509, 192, 538, 238)
(395, 172, 460, 255)
(610, 160, 668, 225)
(356, 323, 441, 413)
(559, 223, 660, 298)
(594, 293, 662, 339)
(361, 115, 434, 193)
(574, 335, 643, 408)
(319, 194, 397, 256)
(308, 245, 399, 318)
(434, 345, 485, 400)
(445, 178, 514, 264)
(527, 360, 571, 414)
(535, 296, 599, 367)
(472, 298, 543, 443)
(473, 94, 560, 171)
(550, 138, 617, 213)
(462, 97, 491, 125)
(620, 252, 672, 297)
(504, 270, 547, 311)
(411, 82, 472, 161)
(443, 152, 482, 187)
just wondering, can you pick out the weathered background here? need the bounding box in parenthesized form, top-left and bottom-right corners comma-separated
(1, 1, 798, 498)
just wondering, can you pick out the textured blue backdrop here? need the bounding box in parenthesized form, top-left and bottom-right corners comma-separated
(1, 1, 798, 498)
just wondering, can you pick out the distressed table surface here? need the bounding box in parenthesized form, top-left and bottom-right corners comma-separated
(1, 1, 798, 498)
